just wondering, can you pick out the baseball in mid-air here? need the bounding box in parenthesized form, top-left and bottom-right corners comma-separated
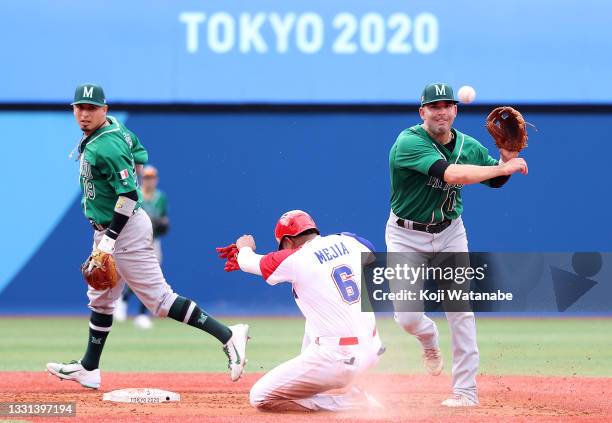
(458, 85, 476, 104)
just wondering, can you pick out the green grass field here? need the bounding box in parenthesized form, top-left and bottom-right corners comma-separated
(1, 317, 610, 377)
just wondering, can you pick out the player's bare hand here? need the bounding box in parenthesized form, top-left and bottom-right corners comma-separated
(501, 158, 528, 176)
(499, 148, 520, 162)
(236, 235, 256, 251)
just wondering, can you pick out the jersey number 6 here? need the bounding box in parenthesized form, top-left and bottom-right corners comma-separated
(331, 264, 360, 304)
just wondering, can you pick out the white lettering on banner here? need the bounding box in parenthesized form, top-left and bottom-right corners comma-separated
(360, 13, 385, 54)
(240, 13, 267, 53)
(178, 11, 439, 55)
(269, 13, 296, 53)
(333, 13, 358, 54)
(387, 13, 411, 54)
(296, 13, 324, 54)
(208, 12, 234, 53)
(414, 13, 438, 54)
(83, 86, 93, 98)
(180, 12, 206, 53)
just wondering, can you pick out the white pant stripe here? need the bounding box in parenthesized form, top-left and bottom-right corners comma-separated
(89, 322, 112, 332)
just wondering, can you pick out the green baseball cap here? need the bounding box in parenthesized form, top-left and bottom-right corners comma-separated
(72, 83, 106, 106)
(420, 82, 458, 106)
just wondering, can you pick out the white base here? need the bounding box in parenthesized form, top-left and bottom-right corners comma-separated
(103, 388, 180, 403)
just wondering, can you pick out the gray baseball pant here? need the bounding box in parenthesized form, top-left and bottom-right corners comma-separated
(385, 211, 479, 402)
(87, 208, 178, 317)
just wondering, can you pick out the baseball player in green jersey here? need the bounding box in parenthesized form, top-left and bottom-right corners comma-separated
(114, 165, 169, 329)
(140, 165, 169, 262)
(386, 83, 528, 407)
(47, 83, 249, 389)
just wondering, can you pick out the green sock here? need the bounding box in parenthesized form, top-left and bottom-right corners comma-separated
(81, 311, 112, 371)
(168, 296, 232, 344)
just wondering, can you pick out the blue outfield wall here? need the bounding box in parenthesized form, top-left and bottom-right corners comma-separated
(0, 110, 610, 314)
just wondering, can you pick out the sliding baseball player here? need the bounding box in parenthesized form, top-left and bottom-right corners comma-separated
(218, 210, 384, 411)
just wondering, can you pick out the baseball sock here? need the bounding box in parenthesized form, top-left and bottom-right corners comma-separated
(81, 311, 112, 371)
(168, 296, 232, 344)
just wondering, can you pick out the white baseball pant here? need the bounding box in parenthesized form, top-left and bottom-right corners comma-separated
(250, 332, 383, 411)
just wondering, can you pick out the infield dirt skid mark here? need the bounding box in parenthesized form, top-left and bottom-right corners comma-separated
(1, 372, 610, 422)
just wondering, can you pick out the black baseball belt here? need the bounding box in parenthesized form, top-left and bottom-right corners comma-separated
(88, 208, 140, 232)
(396, 218, 453, 234)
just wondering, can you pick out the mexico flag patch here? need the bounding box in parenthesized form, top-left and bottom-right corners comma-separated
(119, 169, 130, 180)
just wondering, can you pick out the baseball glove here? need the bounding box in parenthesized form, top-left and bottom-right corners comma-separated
(485, 106, 529, 152)
(81, 250, 119, 290)
(216, 243, 240, 272)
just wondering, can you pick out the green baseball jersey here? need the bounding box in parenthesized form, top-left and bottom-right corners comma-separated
(141, 190, 168, 238)
(78, 116, 148, 225)
(389, 125, 498, 223)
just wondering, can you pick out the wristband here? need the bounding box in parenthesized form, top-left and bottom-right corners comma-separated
(97, 234, 116, 254)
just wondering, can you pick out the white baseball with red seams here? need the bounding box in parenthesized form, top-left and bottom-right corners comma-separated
(237, 233, 382, 411)
(458, 85, 476, 104)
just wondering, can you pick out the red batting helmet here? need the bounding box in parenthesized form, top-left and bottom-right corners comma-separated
(274, 210, 319, 245)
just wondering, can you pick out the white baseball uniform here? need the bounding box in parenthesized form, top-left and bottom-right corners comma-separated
(237, 233, 383, 411)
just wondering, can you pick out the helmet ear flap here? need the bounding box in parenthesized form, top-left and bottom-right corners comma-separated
(274, 210, 318, 247)
(278, 236, 292, 251)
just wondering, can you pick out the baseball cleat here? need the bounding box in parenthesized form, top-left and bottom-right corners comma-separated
(422, 347, 443, 376)
(46, 360, 101, 389)
(133, 314, 153, 330)
(441, 394, 479, 407)
(223, 324, 250, 382)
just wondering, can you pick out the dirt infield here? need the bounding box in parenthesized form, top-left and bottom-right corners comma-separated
(2, 372, 611, 422)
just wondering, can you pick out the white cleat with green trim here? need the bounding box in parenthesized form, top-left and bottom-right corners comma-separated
(46, 360, 101, 389)
(223, 324, 250, 382)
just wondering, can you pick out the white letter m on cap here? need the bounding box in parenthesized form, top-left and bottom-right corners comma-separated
(83, 86, 93, 98)
(435, 85, 446, 96)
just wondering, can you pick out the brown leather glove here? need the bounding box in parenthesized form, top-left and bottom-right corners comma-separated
(485, 106, 529, 152)
(81, 250, 119, 290)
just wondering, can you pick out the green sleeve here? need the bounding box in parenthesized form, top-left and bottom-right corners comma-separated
(96, 144, 139, 195)
(476, 143, 501, 187)
(159, 191, 168, 217)
(475, 143, 498, 167)
(395, 133, 445, 175)
(130, 130, 148, 165)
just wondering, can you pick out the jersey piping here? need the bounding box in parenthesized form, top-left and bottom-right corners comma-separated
(260, 248, 299, 281)
(437, 131, 465, 222)
(87, 127, 120, 145)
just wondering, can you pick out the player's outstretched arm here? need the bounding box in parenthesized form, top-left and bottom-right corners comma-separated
(444, 158, 528, 185)
(235, 235, 264, 276)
